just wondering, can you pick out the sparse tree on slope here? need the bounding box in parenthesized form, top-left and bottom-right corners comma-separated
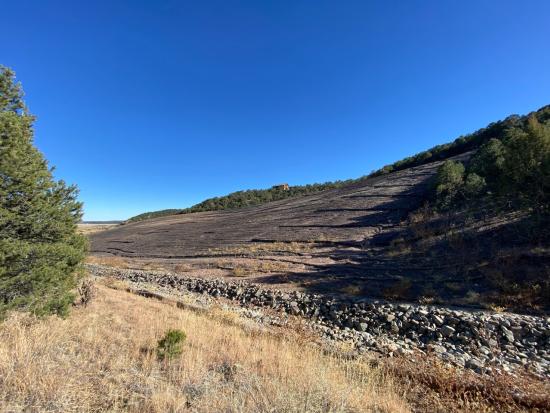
(501, 117, 550, 214)
(435, 160, 465, 209)
(0, 66, 87, 318)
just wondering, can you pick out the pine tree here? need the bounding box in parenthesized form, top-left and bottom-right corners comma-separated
(0, 66, 87, 318)
(435, 160, 465, 209)
(501, 117, 550, 213)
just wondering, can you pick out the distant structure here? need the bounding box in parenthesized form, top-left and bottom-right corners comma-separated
(272, 183, 290, 191)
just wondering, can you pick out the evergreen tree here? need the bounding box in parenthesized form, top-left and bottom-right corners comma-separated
(435, 160, 465, 209)
(462, 173, 486, 200)
(0, 66, 87, 318)
(501, 117, 550, 213)
(469, 138, 506, 187)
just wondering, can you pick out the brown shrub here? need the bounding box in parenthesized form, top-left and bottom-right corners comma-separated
(386, 354, 550, 412)
(76, 279, 97, 307)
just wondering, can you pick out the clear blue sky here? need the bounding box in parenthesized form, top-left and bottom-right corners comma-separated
(2, 1, 549, 220)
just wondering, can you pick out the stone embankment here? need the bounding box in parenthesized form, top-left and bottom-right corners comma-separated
(87, 264, 550, 378)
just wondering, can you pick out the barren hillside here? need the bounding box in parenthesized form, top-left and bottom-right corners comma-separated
(91, 157, 454, 257)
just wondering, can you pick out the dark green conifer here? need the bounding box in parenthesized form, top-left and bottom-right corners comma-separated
(0, 66, 87, 318)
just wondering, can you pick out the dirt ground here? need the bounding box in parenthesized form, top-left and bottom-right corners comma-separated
(88, 156, 469, 300)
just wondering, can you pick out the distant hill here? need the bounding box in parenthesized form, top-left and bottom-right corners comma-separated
(127, 104, 550, 224)
(127, 181, 355, 223)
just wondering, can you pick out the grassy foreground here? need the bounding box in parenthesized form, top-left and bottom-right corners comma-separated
(0, 282, 408, 413)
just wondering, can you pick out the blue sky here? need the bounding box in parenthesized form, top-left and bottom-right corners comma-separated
(2, 1, 549, 220)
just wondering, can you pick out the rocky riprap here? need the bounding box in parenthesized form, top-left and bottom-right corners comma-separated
(87, 264, 550, 378)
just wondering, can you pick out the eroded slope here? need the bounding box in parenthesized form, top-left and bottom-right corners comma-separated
(91, 158, 446, 257)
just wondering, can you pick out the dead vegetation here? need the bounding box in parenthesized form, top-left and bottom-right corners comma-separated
(382, 278, 413, 301)
(2, 280, 547, 412)
(86, 257, 196, 274)
(0, 283, 408, 413)
(339, 284, 363, 296)
(76, 279, 97, 307)
(77, 223, 119, 235)
(86, 255, 130, 268)
(207, 241, 317, 258)
(386, 355, 550, 413)
(226, 260, 292, 277)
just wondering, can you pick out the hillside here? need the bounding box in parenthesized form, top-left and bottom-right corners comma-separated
(93, 156, 450, 256)
(90, 157, 548, 312)
(91, 105, 550, 313)
(4, 6, 550, 413)
(127, 181, 354, 223)
(127, 105, 550, 223)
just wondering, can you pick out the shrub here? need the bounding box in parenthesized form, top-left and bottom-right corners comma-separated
(77, 279, 97, 307)
(231, 266, 247, 277)
(0, 66, 87, 318)
(462, 173, 486, 199)
(156, 329, 186, 360)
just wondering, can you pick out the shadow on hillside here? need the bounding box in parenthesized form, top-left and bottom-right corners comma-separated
(254, 215, 550, 314)
(278, 193, 424, 230)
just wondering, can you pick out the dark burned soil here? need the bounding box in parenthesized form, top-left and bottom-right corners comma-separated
(90, 153, 548, 311)
(92, 161, 440, 257)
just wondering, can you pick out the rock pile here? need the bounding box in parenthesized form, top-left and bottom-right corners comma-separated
(87, 264, 550, 377)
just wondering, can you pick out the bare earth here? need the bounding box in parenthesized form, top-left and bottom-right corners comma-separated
(90, 157, 463, 298)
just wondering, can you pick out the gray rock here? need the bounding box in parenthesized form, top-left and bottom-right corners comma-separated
(466, 358, 484, 372)
(433, 315, 444, 326)
(502, 326, 515, 343)
(430, 344, 447, 354)
(357, 322, 368, 332)
(441, 325, 456, 337)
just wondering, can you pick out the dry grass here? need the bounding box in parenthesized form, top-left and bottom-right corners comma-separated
(208, 241, 315, 257)
(0, 283, 409, 413)
(227, 260, 291, 277)
(86, 255, 130, 268)
(231, 266, 247, 277)
(77, 223, 119, 235)
(140, 262, 169, 272)
(174, 263, 193, 273)
(340, 284, 363, 296)
(86, 257, 193, 274)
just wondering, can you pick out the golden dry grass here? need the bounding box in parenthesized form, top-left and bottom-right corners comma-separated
(85, 255, 130, 268)
(208, 241, 316, 257)
(77, 223, 119, 235)
(339, 284, 363, 296)
(0, 283, 409, 413)
(228, 260, 291, 277)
